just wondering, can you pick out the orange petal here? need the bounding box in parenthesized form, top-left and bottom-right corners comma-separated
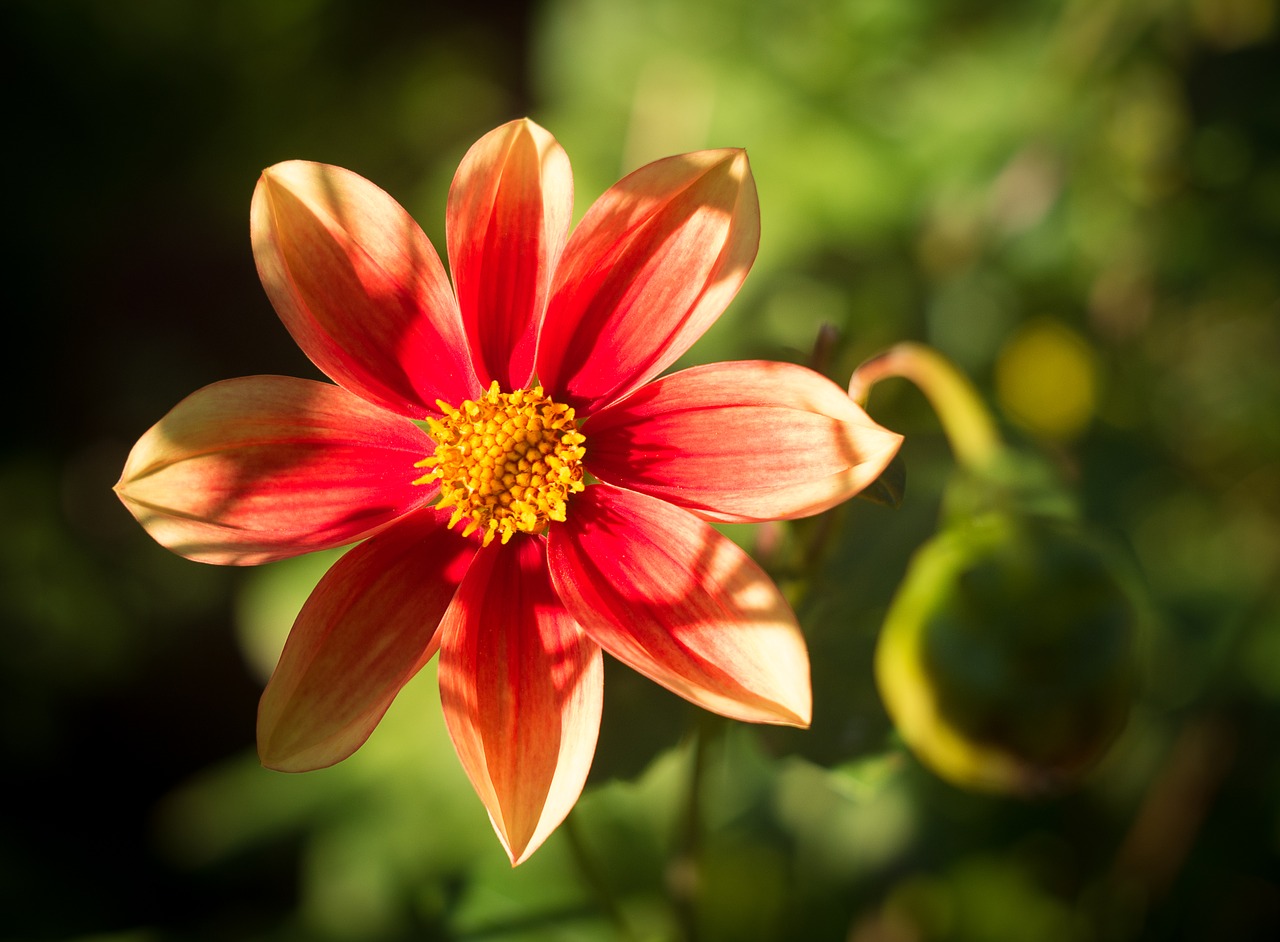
(438, 539, 603, 865)
(548, 486, 811, 727)
(536, 148, 759, 415)
(258, 508, 478, 771)
(114, 376, 434, 565)
(586, 360, 904, 522)
(447, 118, 572, 390)
(252, 160, 481, 417)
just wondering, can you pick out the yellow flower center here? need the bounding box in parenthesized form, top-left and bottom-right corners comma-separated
(414, 381, 586, 546)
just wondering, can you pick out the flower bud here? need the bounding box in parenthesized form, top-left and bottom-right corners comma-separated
(875, 511, 1137, 795)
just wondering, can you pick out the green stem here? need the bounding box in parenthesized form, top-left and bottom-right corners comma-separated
(670, 713, 723, 942)
(848, 342, 1003, 471)
(562, 808, 639, 941)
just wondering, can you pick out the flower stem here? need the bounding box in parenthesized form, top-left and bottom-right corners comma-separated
(670, 712, 723, 942)
(848, 342, 1003, 470)
(563, 808, 639, 941)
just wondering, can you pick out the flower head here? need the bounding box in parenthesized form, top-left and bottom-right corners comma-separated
(115, 119, 903, 864)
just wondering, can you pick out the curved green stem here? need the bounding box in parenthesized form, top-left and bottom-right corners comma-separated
(849, 342, 1003, 471)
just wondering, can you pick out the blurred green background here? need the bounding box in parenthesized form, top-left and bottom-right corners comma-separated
(5, 0, 1279, 939)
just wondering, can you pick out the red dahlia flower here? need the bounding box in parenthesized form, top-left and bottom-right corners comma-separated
(115, 119, 902, 864)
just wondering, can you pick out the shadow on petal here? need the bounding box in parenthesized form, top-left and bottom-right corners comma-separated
(437, 538, 604, 864)
(549, 485, 812, 728)
(254, 161, 481, 416)
(115, 376, 436, 565)
(258, 506, 478, 771)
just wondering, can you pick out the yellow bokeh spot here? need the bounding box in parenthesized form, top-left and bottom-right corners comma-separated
(995, 320, 1097, 441)
(414, 382, 586, 546)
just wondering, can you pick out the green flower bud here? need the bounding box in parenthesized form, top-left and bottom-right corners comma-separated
(875, 512, 1137, 796)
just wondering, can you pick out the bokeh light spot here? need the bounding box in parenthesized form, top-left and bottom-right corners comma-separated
(995, 319, 1098, 441)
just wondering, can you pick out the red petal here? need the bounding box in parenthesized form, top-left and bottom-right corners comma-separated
(586, 360, 904, 522)
(258, 509, 477, 771)
(438, 538, 603, 865)
(114, 376, 434, 565)
(536, 149, 759, 415)
(447, 119, 572, 390)
(548, 486, 811, 726)
(252, 160, 481, 416)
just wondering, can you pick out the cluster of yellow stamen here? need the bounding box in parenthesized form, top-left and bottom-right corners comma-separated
(414, 381, 587, 546)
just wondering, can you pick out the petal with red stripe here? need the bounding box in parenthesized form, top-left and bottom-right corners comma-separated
(536, 149, 758, 415)
(252, 161, 481, 416)
(438, 538, 603, 865)
(114, 376, 435, 565)
(587, 360, 903, 522)
(548, 485, 810, 727)
(447, 118, 572, 390)
(258, 508, 477, 771)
